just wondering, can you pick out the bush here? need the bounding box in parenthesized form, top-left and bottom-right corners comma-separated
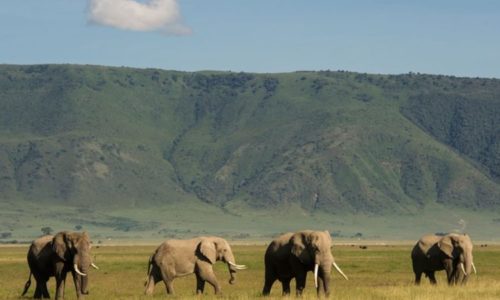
(41, 226, 54, 235)
(0, 232, 12, 239)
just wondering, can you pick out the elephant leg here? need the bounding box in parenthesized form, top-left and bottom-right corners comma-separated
(164, 280, 175, 295)
(32, 274, 43, 299)
(39, 278, 50, 299)
(414, 271, 422, 285)
(145, 264, 162, 295)
(42, 282, 50, 299)
(454, 266, 465, 285)
(160, 269, 175, 295)
(447, 269, 457, 285)
(34, 279, 50, 299)
(34, 281, 42, 299)
(144, 274, 156, 295)
(412, 260, 422, 285)
(55, 272, 67, 300)
(444, 260, 455, 285)
(71, 271, 83, 299)
(198, 268, 221, 295)
(426, 271, 437, 285)
(320, 276, 332, 297)
(262, 267, 277, 296)
(195, 272, 206, 294)
(316, 276, 324, 296)
(452, 261, 465, 285)
(281, 278, 292, 296)
(295, 272, 307, 296)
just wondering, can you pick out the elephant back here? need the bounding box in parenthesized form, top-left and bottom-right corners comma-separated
(30, 235, 54, 256)
(415, 235, 442, 255)
(265, 233, 294, 256)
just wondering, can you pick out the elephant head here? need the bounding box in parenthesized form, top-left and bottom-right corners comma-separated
(199, 237, 246, 284)
(290, 231, 348, 293)
(438, 233, 476, 283)
(52, 231, 99, 294)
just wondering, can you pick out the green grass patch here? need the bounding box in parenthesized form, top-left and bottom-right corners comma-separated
(2, 244, 500, 299)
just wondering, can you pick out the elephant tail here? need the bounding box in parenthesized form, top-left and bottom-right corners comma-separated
(21, 272, 32, 296)
(144, 254, 153, 286)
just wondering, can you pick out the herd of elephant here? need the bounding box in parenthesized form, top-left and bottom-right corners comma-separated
(21, 230, 476, 299)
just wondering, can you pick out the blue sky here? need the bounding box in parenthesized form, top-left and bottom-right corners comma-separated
(1, 0, 499, 78)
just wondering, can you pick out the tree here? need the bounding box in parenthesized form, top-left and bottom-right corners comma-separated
(41, 226, 53, 235)
(0, 232, 12, 239)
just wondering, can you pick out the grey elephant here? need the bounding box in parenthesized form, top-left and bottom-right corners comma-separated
(22, 231, 99, 299)
(411, 233, 476, 285)
(262, 230, 348, 297)
(144, 236, 246, 295)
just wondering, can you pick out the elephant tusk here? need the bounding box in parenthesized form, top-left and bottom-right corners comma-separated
(314, 264, 319, 289)
(333, 262, 349, 280)
(228, 261, 247, 270)
(91, 263, 99, 270)
(460, 263, 467, 276)
(74, 264, 87, 277)
(472, 262, 477, 274)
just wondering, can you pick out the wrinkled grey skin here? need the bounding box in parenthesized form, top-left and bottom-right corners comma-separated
(22, 231, 95, 299)
(144, 236, 244, 296)
(262, 230, 347, 297)
(411, 233, 475, 285)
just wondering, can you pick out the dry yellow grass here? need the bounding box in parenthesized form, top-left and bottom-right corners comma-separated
(1, 244, 499, 299)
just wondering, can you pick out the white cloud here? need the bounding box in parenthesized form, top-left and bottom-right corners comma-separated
(88, 0, 191, 35)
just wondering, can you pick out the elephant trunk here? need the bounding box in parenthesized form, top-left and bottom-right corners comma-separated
(226, 261, 247, 284)
(312, 252, 333, 295)
(318, 262, 332, 296)
(80, 272, 89, 295)
(462, 251, 473, 284)
(74, 255, 90, 294)
(228, 264, 237, 284)
(225, 251, 238, 285)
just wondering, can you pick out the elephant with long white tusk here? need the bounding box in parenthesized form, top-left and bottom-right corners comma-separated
(411, 233, 476, 285)
(144, 236, 246, 296)
(262, 230, 348, 297)
(22, 231, 99, 299)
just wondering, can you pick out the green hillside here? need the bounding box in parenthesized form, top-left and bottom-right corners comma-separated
(0, 65, 499, 240)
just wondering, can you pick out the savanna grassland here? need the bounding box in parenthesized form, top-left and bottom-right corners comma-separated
(2, 243, 500, 299)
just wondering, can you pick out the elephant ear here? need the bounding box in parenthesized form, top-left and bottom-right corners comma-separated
(310, 233, 321, 249)
(52, 232, 70, 261)
(290, 233, 312, 264)
(438, 235, 454, 258)
(199, 240, 216, 264)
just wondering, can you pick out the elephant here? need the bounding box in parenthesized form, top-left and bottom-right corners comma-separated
(411, 233, 477, 285)
(144, 236, 246, 296)
(262, 230, 348, 297)
(22, 231, 99, 299)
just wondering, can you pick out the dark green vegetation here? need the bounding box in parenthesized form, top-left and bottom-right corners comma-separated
(1, 244, 500, 299)
(0, 65, 499, 240)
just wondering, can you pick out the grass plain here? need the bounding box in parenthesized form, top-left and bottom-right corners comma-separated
(1, 243, 499, 299)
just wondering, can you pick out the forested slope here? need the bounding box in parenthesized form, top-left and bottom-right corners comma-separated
(1, 65, 499, 216)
